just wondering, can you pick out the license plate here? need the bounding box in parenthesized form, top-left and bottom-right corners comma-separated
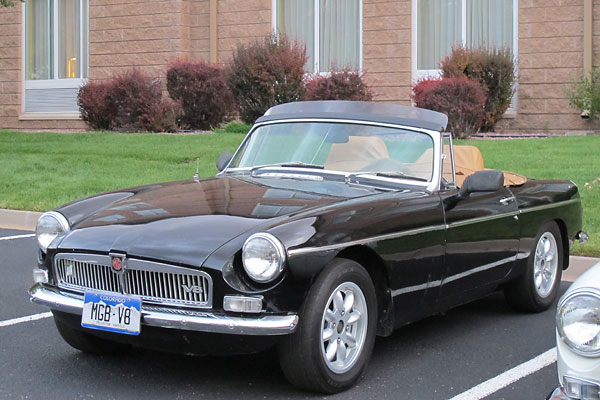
(81, 292, 141, 335)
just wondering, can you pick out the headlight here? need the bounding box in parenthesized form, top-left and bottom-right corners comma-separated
(242, 233, 286, 282)
(557, 289, 600, 356)
(36, 211, 70, 252)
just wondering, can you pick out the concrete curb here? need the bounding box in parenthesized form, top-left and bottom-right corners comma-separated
(564, 256, 600, 282)
(0, 209, 42, 231)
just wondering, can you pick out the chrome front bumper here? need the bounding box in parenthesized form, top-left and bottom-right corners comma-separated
(29, 283, 299, 336)
(547, 387, 572, 400)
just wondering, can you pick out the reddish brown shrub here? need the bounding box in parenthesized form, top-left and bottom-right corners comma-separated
(227, 34, 307, 124)
(166, 60, 234, 130)
(77, 81, 116, 130)
(412, 77, 487, 138)
(411, 78, 439, 108)
(107, 68, 163, 132)
(144, 97, 182, 133)
(305, 68, 373, 101)
(440, 46, 516, 131)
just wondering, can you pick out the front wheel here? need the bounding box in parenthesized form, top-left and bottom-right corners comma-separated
(278, 258, 377, 393)
(505, 221, 563, 312)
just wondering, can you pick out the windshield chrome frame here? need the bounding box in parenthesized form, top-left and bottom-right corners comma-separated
(219, 118, 443, 192)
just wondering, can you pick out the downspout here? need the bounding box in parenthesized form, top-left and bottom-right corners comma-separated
(581, 0, 592, 119)
(210, 0, 218, 63)
(584, 0, 592, 79)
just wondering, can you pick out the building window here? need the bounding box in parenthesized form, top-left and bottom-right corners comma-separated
(414, 0, 516, 79)
(275, 0, 362, 73)
(23, 0, 88, 114)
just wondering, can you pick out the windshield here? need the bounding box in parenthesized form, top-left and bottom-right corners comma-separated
(228, 121, 435, 182)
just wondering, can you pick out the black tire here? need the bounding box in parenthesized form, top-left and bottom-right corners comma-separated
(53, 314, 129, 354)
(504, 221, 563, 312)
(278, 258, 377, 393)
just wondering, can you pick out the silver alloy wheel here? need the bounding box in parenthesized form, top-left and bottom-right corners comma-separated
(533, 232, 559, 298)
(320, 281, 368, 374)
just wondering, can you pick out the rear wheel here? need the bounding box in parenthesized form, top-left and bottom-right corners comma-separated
(54, 313, 129, 354)
(278, 258, 377, 393)
(505, 221, 563, 312)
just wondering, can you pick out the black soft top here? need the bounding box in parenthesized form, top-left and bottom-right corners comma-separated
(255, 101, 448, 132)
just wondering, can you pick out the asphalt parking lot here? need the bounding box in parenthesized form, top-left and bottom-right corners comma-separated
(0, 227, 572, 400)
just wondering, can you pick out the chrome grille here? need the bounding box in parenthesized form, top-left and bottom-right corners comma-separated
(54, 254, 212, 308)
(124, 269, 209, 304)
(56, 258, 120, 293)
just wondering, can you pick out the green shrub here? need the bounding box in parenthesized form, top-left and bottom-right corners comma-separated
(566, 68, 600, 120)
(440, 46, 515, 131)
(226, 34, 307, 124)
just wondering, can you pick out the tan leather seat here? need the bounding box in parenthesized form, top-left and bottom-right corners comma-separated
(417, 145, 527, 187)
(448, 145, 526, 187)
(324, 136, 390, 171)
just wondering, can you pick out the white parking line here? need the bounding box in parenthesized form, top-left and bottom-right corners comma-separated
(0, 234, 35, 241)
(449, 347, 557, 400)
(0, 312, 53, 327)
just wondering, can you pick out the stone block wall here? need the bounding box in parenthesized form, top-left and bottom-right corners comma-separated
(363, 0, 412, 105)
(496, 0, 597, 133)
(89, 0, 192, 81)
(216, 0, 271, 63)
(1, 0, 598, 132)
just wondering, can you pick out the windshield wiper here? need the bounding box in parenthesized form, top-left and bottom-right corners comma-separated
(347, 172, 428, 183)
(251, 162, 324, 173)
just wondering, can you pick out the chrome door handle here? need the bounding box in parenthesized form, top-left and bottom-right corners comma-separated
(499, 196, 516, 206)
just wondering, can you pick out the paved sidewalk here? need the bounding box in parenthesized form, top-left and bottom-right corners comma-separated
(564, 256, 599, 282)
(1, 208, 597, 281)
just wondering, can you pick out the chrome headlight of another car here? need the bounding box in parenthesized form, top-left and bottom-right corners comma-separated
(36, 211, 70, 252)
(557, 289, 600, 357)
(242, 233, 286, 283)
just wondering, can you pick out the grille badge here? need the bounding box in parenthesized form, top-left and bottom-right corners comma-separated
(112, 257, 123, 272)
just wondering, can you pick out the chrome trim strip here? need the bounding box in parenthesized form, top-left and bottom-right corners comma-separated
(390, 255, 516, 296)
(287, 224, 446, 256)
(29, 284, 298, 336)
(446, 211, 520, 229)
(287, 198, 581, 256)
(519, 198, 580, 214)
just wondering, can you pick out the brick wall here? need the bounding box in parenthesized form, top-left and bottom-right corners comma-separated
(1, 0, 598, 133)
(216, 0, 271, 63)
(496, 0, 596, 133)
(89, 0, 192, 81)
(363, 0, 412, 105)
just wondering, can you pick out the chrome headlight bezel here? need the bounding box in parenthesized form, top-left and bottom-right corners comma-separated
(557, 288, 600, 357)
(36, 211, 70, 253)
(241, 232, 286, 283)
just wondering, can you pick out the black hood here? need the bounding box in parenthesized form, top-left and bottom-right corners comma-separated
(56, 176, 382, 267)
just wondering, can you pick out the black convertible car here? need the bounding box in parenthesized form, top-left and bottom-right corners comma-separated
(30, 101, 587, 393)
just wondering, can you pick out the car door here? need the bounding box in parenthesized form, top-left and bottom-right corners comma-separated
(438, 187, 520, 305)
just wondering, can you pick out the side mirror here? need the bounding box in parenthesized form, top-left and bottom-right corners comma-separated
(216, 152, 232, 172)
(458, 170, 504, 198)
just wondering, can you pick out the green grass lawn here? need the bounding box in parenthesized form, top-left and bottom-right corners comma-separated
(461, 137, 600, 257)
(0, 128, 597, 256)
